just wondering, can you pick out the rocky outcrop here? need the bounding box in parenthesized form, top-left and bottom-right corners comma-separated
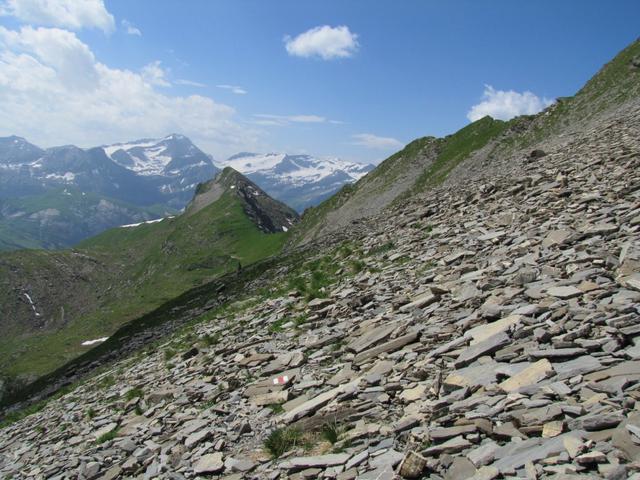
(188, 168, 300, 233)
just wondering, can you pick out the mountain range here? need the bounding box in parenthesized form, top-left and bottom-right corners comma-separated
(0, 135, 371, 250)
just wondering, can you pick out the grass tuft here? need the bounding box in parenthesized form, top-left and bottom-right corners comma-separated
(263, 426, 303, 458)
(96, 427, 119, 444)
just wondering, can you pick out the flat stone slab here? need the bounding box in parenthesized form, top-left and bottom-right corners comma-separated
(347, 323, 398, 353)
(353, 331, 420, 365)
(585, 360, 640, 382)
(445, 361, 500, 390)
(399, 291, 439, 312)
(547, 286, 583, 299)
(465, 315, 522, 344)
(499, 359, 554, 392)
(282, 379, 360, 423)
(554, 355, 602, 379)
(492, 431, 586, 473)
(430, 424, 477, 441)
(193, 453, 224, 474)
(423, 436, 472, 456)
(528, 348, 587, 359)
(455, 332, 510, 368)
(280, 453, 352, 470)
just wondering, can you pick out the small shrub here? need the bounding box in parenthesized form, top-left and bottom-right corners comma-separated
(293, 314, 308, 328)
(321, 421, 341, 444)
(201, 332, 221, 347)
(269, 318, 286, 333)
(124, 387, 144, 401)
(349, 260, 366, 274)
(368, 241, 395, 256)
(267, 403, 284, 414)
(263, 426, 302, 458)
(97, 375, 115, 390)
(96, 427, 119, 444)
(86, 407, 96, 419)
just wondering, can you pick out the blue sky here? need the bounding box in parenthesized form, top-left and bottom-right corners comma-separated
(0, 1, 638, 164)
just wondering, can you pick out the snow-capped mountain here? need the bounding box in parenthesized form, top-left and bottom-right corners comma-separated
(0, 134, 219, 208)
(102, 134, 215, 178)
(0, 134, 218, 249)
(100, 134, 219, 206)
(219, 152, 374, 211)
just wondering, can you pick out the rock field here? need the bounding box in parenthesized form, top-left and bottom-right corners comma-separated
(1, 101, 639, 480)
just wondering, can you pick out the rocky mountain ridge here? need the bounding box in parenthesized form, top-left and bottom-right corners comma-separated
(0, 134, 217, 250)
(219, 152, 373, 212)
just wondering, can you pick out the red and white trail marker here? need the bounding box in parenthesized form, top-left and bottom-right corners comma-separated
(272, 375, 290, 385)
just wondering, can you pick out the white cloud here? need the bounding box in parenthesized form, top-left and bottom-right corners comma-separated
(0, 0, 115, 32)
(253, 113, 326, 126)
(216, 84, 247, 95)
(284, 25, 358, 60)
(467, 85, 554, 122)
(0, 25, 257, 158)
(176, 79, 206, 87)
(121, 19, 141, 36)
(352, 133, 403, 150)
(141, 60, 170, 87)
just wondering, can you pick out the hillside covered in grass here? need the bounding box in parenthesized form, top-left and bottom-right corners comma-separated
(0, 168, 297, 384)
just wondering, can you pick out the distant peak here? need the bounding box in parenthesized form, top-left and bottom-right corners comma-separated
(164, 133, 188, 141)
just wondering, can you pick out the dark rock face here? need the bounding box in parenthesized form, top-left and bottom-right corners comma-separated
(188, 167, 300, 233)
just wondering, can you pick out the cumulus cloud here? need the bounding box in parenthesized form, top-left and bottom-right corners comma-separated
(284, 25, 358, 60)
(141, 60, 170, 87)
(252, 113, 326, 126)
(0, 25, 257, 157)
(467, 85, 554, 122)
(121, 19, 141, 36)
(216, 84, 247, 95)
(0, 0, 115, 32)
(352, 133, 403, 150)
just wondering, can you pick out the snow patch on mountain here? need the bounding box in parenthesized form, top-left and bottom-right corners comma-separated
(218, 152, 374, 212)
(220, 153, 372, 187)
(102, 134, 211, 177)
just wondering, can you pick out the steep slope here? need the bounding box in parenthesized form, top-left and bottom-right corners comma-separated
(1, 84, 638, 478)
(292, 38, 640, 246)
(1, 39, 639, 480)
(220, 152, 373, 212)
(0, 168, 297, 382)
(291, 117, 509, 244)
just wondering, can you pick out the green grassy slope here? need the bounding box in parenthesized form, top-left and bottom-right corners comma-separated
(0, 188, 288, 379)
